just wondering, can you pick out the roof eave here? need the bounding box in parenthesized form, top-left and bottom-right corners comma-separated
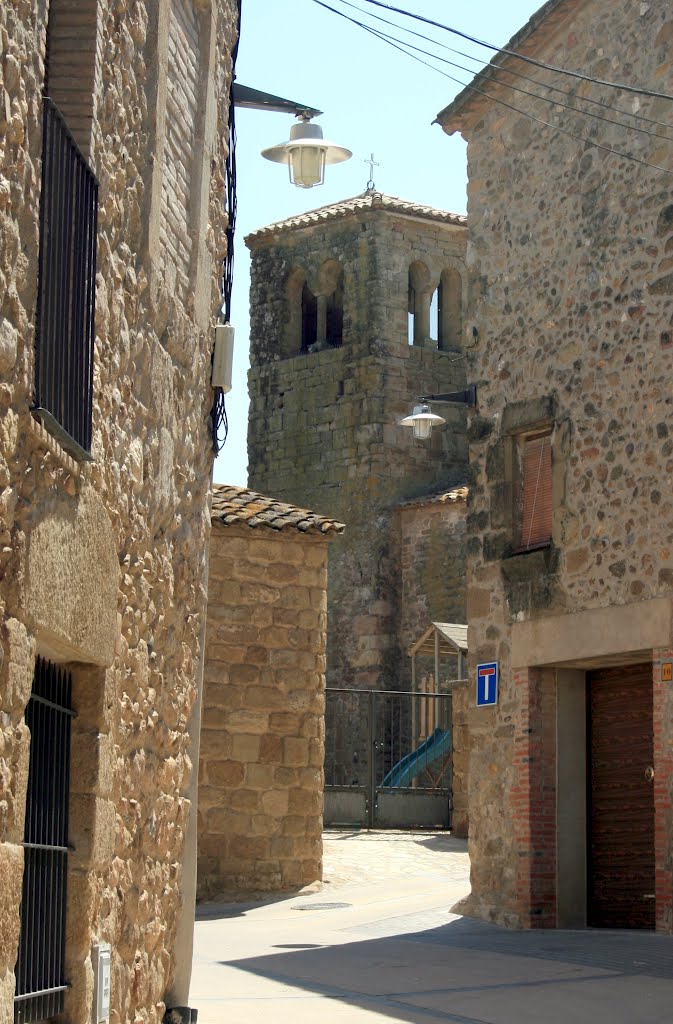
(435, 0, 578, 134)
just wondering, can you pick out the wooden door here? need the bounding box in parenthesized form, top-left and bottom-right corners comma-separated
(587, 663, 655, 929)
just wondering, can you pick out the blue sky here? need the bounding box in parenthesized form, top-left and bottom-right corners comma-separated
(214, 0, 543, 487)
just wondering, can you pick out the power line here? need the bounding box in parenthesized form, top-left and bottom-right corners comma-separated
(333, 7, 673, 145)
(312, 0, 673, 177)
(334, 0, 673, 135)
(358, 0, 673, 103)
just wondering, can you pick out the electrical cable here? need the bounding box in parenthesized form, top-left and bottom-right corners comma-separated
(357, 0, 673, 102)
(330, 7, 673, 145)
(333, 0, 673, 135)
(313, 0, 673, 177)
(211, 0, 240, 453)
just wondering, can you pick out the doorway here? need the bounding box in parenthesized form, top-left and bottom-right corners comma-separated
(587, 663, 655, 929)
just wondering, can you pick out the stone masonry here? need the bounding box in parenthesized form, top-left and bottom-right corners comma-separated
(394, 486, 468, 688)
(438, 0, 673, 929)
(198, 486, 343, 898)
(247, 192, 469, 693)
(0, 1, 237, 1020)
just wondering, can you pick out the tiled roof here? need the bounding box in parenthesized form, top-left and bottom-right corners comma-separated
(397, 486, 469, 509)
(211, 484, 345, 536)
(435, 0, 578, 128)
(246, 191, 466, 243)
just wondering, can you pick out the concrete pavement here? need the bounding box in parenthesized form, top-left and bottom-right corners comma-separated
(190, 830, 673, 1023)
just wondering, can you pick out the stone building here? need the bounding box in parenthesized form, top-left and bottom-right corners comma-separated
(394, 486, 467, 684)
(197, 485, 343, 900)
(246, 192, 469, 694)
(437, 0, 673, 930)
(0, 1, 237, 1021)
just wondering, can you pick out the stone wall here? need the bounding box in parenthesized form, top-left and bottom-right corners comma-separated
(0, 1, 236, 1020)
(394, 487, 467, 689)
(198, 516, 336, 899)
(438, 0, 673, 927)
(247, 198, 469, 692)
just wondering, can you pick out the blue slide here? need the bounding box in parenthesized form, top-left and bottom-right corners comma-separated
(380, 727, 451, 788)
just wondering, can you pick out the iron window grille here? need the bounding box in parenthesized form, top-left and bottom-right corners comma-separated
(14, 658, 74, 1024)
(33, 97, 98, 461)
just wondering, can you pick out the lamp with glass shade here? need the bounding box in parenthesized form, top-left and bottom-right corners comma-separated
(261, 116, 352, 188)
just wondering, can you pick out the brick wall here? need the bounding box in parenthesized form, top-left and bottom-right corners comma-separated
(198, 522, 331, 898)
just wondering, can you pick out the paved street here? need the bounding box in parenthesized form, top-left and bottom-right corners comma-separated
(190, 830, 673, 1023)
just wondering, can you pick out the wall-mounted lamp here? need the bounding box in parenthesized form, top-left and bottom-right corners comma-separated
(261, 114, 352, 188)
(399, 384, 477, 440)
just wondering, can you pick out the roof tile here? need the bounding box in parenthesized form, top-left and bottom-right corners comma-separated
(212, 484, 345, 536)
(246, 191, 465, 243)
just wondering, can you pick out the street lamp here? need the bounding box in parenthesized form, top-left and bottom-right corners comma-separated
(261, 114, 352, 188)
(399, 385, 477, 440)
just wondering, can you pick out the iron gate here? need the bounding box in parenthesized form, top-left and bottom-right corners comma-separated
(324, 688, 452, 828)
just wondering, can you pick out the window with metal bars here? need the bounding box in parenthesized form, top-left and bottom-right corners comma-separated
(517, 432, 552, 552)
(32, 97, 98, 461)
(14, 658, 73, 1024)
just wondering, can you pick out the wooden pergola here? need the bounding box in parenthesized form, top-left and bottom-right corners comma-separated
(407, 622, 467, 692)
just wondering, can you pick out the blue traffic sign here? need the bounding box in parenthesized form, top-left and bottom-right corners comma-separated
(476, 662, 498, 707)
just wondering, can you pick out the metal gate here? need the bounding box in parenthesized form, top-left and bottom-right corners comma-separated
(324, 688, 452, 829)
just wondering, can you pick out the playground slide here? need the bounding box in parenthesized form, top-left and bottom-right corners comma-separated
(380, 726, 451, 788)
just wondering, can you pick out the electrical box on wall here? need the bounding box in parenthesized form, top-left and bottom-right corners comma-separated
(93, 943, 111, 1023)
(212, 322, 234, 392)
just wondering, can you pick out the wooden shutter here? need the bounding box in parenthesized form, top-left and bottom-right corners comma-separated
(521, 433, 552, 549)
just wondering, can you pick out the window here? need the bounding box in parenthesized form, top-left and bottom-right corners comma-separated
(14, 658, 73, 1023)
(408, 261, 431, 346)
(518, 432, 552, 551)
(324, 265, 344, 347)
(437, 268, 462, 351)
(33, 1, 98, 460)
(301, 282, 318, 351)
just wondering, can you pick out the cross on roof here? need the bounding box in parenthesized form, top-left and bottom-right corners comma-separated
(364, 152, 380, 191)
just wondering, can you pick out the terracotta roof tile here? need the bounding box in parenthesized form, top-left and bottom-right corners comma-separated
(246, 191, 466, 243)
(211, 484, 345, 536)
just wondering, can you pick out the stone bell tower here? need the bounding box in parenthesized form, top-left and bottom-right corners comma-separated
(246, 190, 469, 690)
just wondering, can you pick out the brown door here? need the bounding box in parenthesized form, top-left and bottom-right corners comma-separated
(587, 663, 655, 929)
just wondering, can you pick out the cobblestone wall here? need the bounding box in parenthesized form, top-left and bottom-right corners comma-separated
(438, 0, 673, 927)
(198, 522, 332, 898)
(0, 0, 236, 1019)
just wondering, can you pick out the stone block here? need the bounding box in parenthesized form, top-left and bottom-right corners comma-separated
(206, 759, 245, 788)
(245, 763, 274, 789)
(0, 843, 22, 971)
(253, 733, 280, 764)
(282, 737, 309, 767)
(250, 814, 280, 837)
(268, 711, 301, 735)
(69, 795, 116, 869)
(70, 730, 114, 797)
(226, 709, 269, 735)
(229, 834, 270, 862)
(260, 789, 289, 817)
(230, 734, 261, 763)
(230, 788, 262, 813)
